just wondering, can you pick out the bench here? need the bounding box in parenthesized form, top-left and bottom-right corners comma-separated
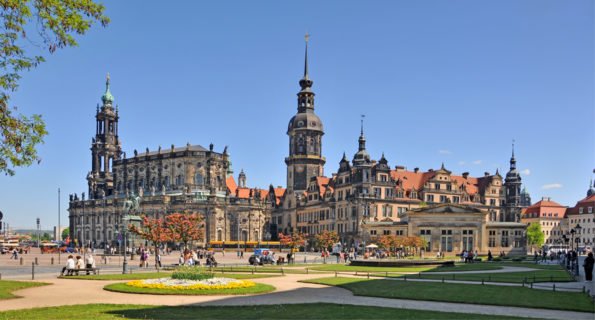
(61, 268, 100, 276)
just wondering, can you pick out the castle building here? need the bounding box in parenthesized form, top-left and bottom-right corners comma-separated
(270, 38, 527, 255)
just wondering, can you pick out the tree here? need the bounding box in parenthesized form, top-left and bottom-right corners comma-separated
(527, 222, 545, 251)
(129, 215, 172, 269)
(1, 0, 109, 175)
(278, 232, 306, 252)
(165, 213, 204, 251)
(61, 227, 69, 241)
(314, 230, 339, 251)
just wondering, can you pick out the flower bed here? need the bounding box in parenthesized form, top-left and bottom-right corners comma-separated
(126, 277, 255, 290)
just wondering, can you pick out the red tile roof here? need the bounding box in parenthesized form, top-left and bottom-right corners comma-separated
(316, 176, 332, 197)
(226, 176, 237, 195)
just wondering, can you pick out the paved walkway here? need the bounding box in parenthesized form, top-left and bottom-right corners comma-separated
(1, 273, 593, 320)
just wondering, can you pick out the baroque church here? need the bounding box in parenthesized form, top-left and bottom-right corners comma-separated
(69, 38, 528, 255)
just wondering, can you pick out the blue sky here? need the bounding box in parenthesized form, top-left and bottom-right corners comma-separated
(1, 0, 593, 229)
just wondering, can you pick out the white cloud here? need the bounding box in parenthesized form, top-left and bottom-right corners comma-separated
(458, 161, 466, 166)
(520, 169, 530, 176)
(472, 160, 482, 165)
(542, 183, 562, 190)
(439, 150, 452, 155)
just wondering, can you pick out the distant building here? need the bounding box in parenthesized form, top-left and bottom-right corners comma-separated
(565, 180, 595, 248)
(521, 197, 567, 246)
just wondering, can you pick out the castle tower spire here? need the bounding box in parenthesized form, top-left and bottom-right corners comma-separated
(285, 34, 325, 193)
(510, 139, 516, 170)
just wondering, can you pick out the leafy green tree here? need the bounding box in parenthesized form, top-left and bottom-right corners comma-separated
(1, 0, 109, 175)
(526, 222, 544, 251)
(61, 227, 69, 241)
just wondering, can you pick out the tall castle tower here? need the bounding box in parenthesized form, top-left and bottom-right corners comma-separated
(504, 142, 522, 221)
(285, 35, 325, 193)
(87, 74, 122, 199)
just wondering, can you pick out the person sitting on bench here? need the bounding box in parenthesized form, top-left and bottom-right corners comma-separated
(60, 255, 76, 276)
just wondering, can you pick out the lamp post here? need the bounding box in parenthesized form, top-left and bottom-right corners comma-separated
(570, 228, 576, 252)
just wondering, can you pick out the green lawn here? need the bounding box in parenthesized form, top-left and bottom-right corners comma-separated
(62, 272, 278, 280)
(0, 280, 48, 300)
(0, 303, 530, 319)
(303, 277, 595, 313)
(103, 282, 275, 295)
(425, 263, 503, 272)
(308, 264, 433, 273)
(378, 269, 573, 283)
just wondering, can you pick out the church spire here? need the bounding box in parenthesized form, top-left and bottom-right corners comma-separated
(101, 73, 114, 105)
(588, 178, 595, 197)
(509, 139, 516, 170)
(358, 114, 366, 151)
(299, 33, 313, 93)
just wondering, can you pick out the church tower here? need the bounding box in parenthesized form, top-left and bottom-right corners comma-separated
(285, 35, 325, 193)
(504, 142, 522, 221)
(87, 74, 122, 199)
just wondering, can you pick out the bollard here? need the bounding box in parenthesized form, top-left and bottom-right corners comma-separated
(404, 275, 407, 281)
(442, 277, 445, 283)
(531, 282, 533, 289)
(367, 272, 370, 279)
(51, 257, 54, 265)
(306, 268, 309, 274)
(31, 262, 35, 280)
(304, 256, 307, 263)
(281, 268, 285, 275)
(20, 257, 23, 265)
(553, 284, 555, 292)
(418, 272, 421, 278)
(35, 257, 38, 265)
(482, 279, 484, 285)
(386, 271, 388, 277)
(335, 271, 338, 277)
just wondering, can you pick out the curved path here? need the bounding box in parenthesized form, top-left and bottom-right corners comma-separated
(424, 266, 536, 274)
(1, 273, 593, 320)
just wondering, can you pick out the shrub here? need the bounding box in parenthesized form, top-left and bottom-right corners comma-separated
(511, 256, 525, 262)
(171, 266, 214, 281)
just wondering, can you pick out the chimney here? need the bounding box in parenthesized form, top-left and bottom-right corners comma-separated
(277, 186, 282, 189)
(484, 172, 490, 177)
(462, 172, 469, 179)
(428, 169, 434, 172)
(395, 165, 406, 172)
(414, 167, 419, 173)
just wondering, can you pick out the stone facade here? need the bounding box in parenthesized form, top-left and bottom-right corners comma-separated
(68, 76, 272, 249)
(270, 40, 527, 255)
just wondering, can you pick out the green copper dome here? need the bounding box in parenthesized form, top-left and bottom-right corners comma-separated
(101, 73, 114, 104)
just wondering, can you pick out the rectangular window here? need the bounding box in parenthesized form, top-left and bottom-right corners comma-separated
(370, 230, 377, 235)
(453, 196, 460, 203)
(434, 183, 440, 190)
(440, 195, 447, 203)
(501, 230, 509, 247)
(383, 230, 391, 235)
(374, 188, 381, 198)
(427, 194, 434, 202)
(490, 199, 496, 206)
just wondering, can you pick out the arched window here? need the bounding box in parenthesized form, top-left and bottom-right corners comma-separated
(164, 176, 170, 188)
(175, 175, 184, 186)
(217, 229, 222, 241)
(241, 230, 248, 242)
(254, 230, 259, 241)
(195, 173, 204, 185)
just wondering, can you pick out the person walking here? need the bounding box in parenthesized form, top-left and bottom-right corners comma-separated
(583, 252, 594, 281)
(85, 254, 95, 275)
